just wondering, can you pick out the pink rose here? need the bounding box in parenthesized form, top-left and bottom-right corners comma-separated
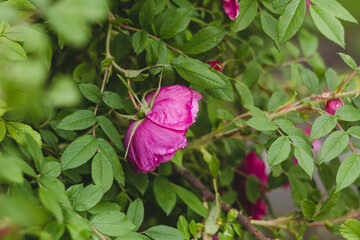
(125, 85, 202, 173)
(221, 0, 240, 20)
(208, 60, 223, 72)
(324, 99, 344, 115)
(235, 152, 268, 219)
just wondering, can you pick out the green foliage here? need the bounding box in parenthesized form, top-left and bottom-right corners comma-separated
(1, 0, 360, 239)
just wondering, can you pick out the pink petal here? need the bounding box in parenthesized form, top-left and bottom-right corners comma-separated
(208, 61, 223, 72)
(125, 119, 187, 173)
(145, 85, 202, 131)
(222, 0, 240, 20)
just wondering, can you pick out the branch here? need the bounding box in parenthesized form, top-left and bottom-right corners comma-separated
(172, 164, 268, 240)
(93, 64, 111, 136)
(187, 89, 360, 151)
(336, 66, 360, 94)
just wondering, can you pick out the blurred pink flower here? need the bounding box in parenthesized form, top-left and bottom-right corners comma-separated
(235, 152, 268, 219)
(125, 85, 202, 173)
(222, 0, 240, 20)
(324, 99, 343, 115)
(208, 60, 223, 72)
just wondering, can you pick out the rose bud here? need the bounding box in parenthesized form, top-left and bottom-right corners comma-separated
(324, 98, 344, 115)
(208, 60, 223, 72)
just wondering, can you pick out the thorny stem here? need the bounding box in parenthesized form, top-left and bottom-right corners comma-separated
(173, 164, 268, 240)
(251, 209, 360, 228)
(127, 78, 139, 109)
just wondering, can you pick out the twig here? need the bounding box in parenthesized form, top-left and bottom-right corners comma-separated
(172, 164, 268, 240)
(93, 64, 111, 136)
(92, 226, 111, 240)
(115, 23, 188, 58)
(336, 66, 360, 94)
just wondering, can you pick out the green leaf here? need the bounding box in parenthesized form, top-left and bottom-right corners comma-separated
(273, 0, 291, 8)
(338, 53, 358, 70)
(310, 0, 357, 23)
(242, 60, 261, 88)
(348, 126, 360, 140)
(294, 146, 315, 178)
(102, 91, 124, 109)
(127, 198, 144, 231)
(132, 31, 150, 55)
(91, 211, 135, 237)
(6, 122, 42, 146)
(57, 110, 96, 130)
(205, 201, 221, 235)
(246, 117, 277, 132)
(139, 0, 155, 29)
(175, 185, 208, 217)
(297, 66, 319, 94)
(172, 57, 227, 89)
(126, 166, 149, 195)
(61, 135, 99, 170)
(230, 0, 257, 32)
(183, 26, 224, 55)
(245, 176, 261, 204)
(340, 219, 360, 240)
(313, 190, 340, 221)
(41, 177, 71, 207)
(159, 8, 192, 39)
(325, 68, 339, 91)
(177, 216, 190, 240)
(267, 136, 291, 166)
(0, 119, 6, 142)
(298, 29, 318, 57)
(300, 199, 316, 221)
(42, 161, 61, 178)
(309, 5, 345, 48)
(145, 225, 185, 240)
(335, 105, 360, 121)
(45, 0, 108, 47)
(72, 184, 104, 211)
(88, 201, 121, 215)
(336, 153, 360, 192)
(0, 36, 27, 60)
(39, 187, 64, 223)
(278, 0, 306, 44)
(310, 114, 337, 140)
(171, 150, 183, 168)
(98, 138, 125, 186)
(268, 91, 289, 112)
(79, 83, 101, 104)
(320, 131, 349, 164)
(235, 81, 254, 108)
(92, 152, 113, 193)
(153, 176, 176, 216)
(260, 10, 280, 48)
(97, 116, 124, 151)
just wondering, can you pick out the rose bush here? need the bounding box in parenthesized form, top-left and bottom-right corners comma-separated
(0, 0, 360, 240)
